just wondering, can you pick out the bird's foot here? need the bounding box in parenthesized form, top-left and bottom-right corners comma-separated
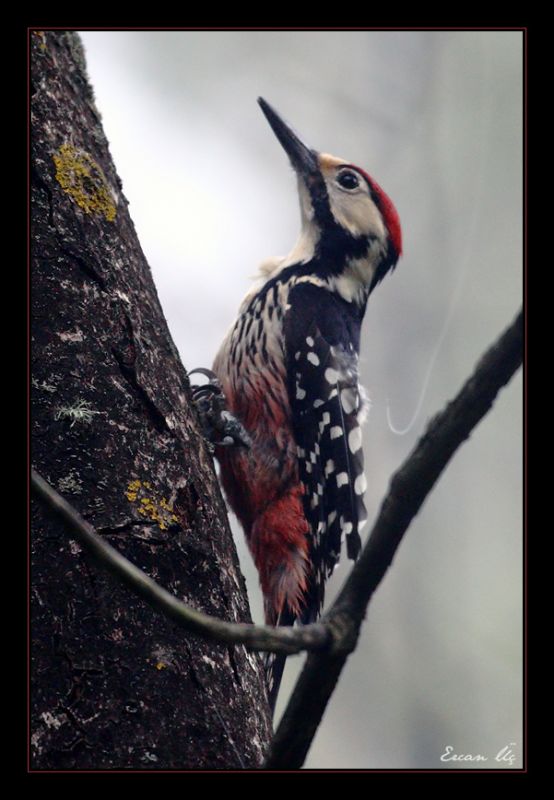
(189, 368, 252, 451)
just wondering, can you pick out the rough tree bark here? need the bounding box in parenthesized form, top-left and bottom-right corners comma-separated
(30, 31, 272, 769)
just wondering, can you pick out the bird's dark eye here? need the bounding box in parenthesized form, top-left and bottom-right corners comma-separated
(337, 170, 360, 190)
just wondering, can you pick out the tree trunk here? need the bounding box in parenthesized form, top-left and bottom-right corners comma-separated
(30, 30, 272, 770)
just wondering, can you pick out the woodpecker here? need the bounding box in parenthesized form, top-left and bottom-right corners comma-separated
(212, 98, 402, 710)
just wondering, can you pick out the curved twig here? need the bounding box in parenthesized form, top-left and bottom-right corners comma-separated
(264, 308, 523, 768)
(31, 469, 329, 655)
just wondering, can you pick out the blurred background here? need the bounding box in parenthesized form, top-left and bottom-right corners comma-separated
(80, 30, 523, 769)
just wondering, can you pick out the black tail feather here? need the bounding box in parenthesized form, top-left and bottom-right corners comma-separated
(265, 606, 295, 716)
(266, 652, 288, 715)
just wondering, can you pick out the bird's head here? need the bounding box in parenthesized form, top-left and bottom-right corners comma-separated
(258, 97, 402, 303)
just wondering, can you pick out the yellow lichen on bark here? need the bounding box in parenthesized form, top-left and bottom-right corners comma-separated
(53, 143, 117, 221)
(125, 479, 179, 531)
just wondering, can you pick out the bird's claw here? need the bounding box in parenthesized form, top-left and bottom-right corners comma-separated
(189, 368, 252, 450)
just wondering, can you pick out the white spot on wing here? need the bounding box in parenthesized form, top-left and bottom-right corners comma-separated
(357, 384, 370, 425)
(336, 472, 349, 488)
(306, 336, 314, 347)
(354, 473, 367, 496)
(324, 459, 335, 476)
(296, 386, 306, 400)
(341, 520, 353, 535)
(307, 352, 320, 366)
(325, 368, 339, 384)
(348, 427, 363, 454)
(313, 398, 324, 408)
(319, 412, 331, 434)
(330, 426, 343, 439)
(341, 388, 357, 414)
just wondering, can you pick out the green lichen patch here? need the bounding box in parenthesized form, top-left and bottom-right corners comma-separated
(58, 471, 83, 495)
(32, 376, 57, 394)
(52, 143, 117, 222)
(125, 479, 179, 531)
(55, 398, 102, 427)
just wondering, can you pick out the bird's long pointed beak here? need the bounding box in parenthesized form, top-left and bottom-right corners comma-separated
(258, 97, 319, 178)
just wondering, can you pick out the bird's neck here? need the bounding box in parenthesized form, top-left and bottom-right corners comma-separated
(255, 222, 386, 310)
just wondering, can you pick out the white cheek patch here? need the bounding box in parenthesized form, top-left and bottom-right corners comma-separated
(328, 184, 386, 240)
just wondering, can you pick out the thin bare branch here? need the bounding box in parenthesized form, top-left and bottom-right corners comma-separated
(30, 469, 330, 656)
(264, 308, 523, 769)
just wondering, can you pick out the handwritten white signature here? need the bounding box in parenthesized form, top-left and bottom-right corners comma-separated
(440, 744, 517, 766)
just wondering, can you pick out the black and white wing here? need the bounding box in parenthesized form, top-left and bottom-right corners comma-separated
(285, 285, 368, 622)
